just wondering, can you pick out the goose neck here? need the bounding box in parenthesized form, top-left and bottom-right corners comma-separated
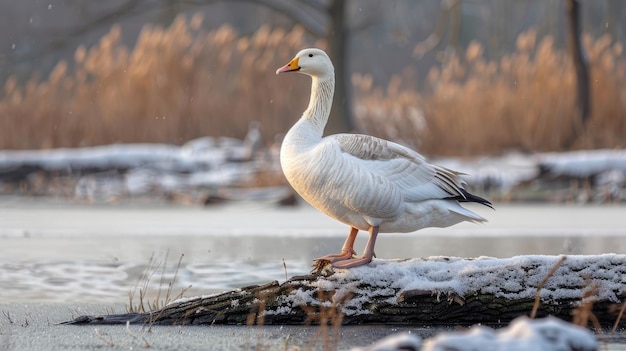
(303, 76, 335, 135)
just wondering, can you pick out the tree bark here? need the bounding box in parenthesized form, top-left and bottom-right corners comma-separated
(565, 0, 591, 146)
(63, 255, 626, 328)
(325, 0, 354, 134)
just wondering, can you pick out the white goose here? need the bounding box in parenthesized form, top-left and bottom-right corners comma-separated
(276, 48, 492, 268)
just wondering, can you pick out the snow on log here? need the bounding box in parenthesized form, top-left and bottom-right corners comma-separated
(64, 254, 625, 327)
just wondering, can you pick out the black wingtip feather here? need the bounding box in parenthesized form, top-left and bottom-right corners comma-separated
(445, 189, 494, 209)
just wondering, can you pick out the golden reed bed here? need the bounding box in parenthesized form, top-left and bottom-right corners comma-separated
(1, 15, 625, 155)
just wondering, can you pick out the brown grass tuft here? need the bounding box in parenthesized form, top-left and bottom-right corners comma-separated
(127, 252, 190, 314)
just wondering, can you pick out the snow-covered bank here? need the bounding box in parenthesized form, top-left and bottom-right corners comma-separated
(436, 149, 626, 202)
(0, 136, 279, 203)
(1, 139, 625, 203)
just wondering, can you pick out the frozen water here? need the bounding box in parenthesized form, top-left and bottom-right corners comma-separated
(0, 199, 625, 305)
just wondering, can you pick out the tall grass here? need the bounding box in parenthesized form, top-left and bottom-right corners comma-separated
(356, 29, 626, 156)
(1, 17, 625, 155)
(0, 14, 314, 149)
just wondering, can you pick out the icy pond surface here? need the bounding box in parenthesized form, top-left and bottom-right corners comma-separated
(1, 197, 625, 350)
(0, 197, 625, 305)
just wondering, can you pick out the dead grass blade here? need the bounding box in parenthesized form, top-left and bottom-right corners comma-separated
(127, 252, 190, 318)
(610, 300, 626, 335)
(126, 321, 151, 348)
(530, 255, 566, 319)
(571, 282, 602, 332)
(301, 289, 352, 351)
(94, 328, 115, 347)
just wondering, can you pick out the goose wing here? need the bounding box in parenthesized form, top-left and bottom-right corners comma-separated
(332, 133, 467, 202)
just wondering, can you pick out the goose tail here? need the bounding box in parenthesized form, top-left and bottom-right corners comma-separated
(445, 188, 493, 209)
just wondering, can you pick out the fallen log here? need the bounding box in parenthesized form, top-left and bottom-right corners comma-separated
(63, 254, 625, 328)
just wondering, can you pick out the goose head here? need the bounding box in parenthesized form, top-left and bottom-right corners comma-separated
(276, 48, 334, 80)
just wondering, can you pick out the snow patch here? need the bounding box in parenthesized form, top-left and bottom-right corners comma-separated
(353, 317, 597, 351)
(422, 316, 597, 351)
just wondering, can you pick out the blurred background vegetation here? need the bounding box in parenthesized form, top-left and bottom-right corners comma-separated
(0, 0, 625, 156)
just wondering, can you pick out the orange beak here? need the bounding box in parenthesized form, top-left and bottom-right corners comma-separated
(276, 57, 300, 74)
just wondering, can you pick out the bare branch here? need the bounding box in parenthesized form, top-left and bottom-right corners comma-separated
(7, 0, 150, 65)
(300, 0, 329, 14)
(37, 0, 144, 37)
(251, 0, 326, 36)
(190, 0, 326, 36)
(412, 0, 459, 59)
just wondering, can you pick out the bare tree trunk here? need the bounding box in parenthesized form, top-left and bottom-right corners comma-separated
(325, 0, 354, 134)
(565, 0, 591, 146)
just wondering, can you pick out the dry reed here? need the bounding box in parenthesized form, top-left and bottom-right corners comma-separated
(2, 18, 625, 156)
(356, 29, 626, 155)
(0, 14, 313, 150)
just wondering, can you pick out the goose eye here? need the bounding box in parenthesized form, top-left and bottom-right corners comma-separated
(308, 54, 313, 57)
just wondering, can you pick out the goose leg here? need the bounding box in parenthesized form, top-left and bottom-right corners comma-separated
(314, 227, 358, 262)
(332, 226, 379, 269)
